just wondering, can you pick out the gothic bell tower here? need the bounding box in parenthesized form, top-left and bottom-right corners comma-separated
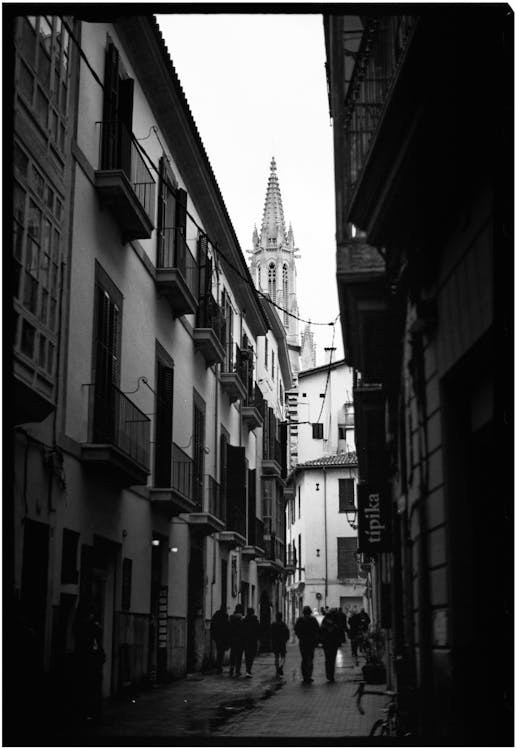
(248, 157, 301, 376)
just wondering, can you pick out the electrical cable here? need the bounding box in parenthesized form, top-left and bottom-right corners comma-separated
(314, 314, 339, 425)
(60, 15, 339, 328)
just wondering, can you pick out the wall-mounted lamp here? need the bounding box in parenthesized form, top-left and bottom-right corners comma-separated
(169, 546, 178, 553)
(316, 548, 320, 557)
(345, 505, 358, 530)
(151, 539, 160, 547)
(315, 483, 320, 492)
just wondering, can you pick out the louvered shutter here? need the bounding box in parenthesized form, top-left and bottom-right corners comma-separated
(263, 403, 270, 457)
(192, 403, 204, 507)
(157, 157, 176, 268)
(197, 233, 211, 304)
(339, 478, 355, 512)
(279, 421, 288, 478)
(337, 537, 357, 578)
(154, 361, 174, 487)
(227, 445, 246, 537)
(118, 77, 134, 176)
(102, 42, 119, 168)
(247, 469, 256, 544)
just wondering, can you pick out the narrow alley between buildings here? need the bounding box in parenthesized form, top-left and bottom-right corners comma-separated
(56, 640, 385, 742)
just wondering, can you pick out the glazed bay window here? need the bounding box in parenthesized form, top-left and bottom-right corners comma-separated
(16, 15, 72, 158)
(13, 140, 63, 414)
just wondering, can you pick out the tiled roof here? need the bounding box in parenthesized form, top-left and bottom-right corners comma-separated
(286, 452, 358, 483)
(296, 452, 357, 469)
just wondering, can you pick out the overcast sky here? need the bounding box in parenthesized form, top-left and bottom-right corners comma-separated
(157, 13, 343, 363)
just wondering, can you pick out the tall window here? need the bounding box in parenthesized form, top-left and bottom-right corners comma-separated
(337, 537, 358, 578)
(268, 262, 276, 298)
(16, 15, 72, 155)
(338, 478, 355, 512)
(282, 264, 288, 324)
(271, 350, 275, 380)
(13, 142, 63, 379)
(265, 337, 268, 368)
(298, 485, 301, 519)
(154, 347, 174, 487)
(192, 392, 205, 507)
(312, 423, 323, 439)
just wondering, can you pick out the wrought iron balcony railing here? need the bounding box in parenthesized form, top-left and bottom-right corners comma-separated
(263, 534, 285, 564)
(171, 442, 194, 502)
(196, 293, 226, 347)
(157, 227, 198, 301)
(255, 517, 265, 550)
(98, 120, 156, 219)
(244, 381, 264, 411)
(86, 382, 150, 468)
(205, 475, 226, 522)
(344, 16, 417, 205)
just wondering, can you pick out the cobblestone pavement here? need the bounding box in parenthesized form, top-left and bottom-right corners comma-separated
(76, 639, 386, 741)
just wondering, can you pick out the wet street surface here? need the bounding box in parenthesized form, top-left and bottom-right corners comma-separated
(65, 640, 386, 741)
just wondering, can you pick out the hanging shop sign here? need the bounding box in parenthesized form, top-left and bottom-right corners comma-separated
(357, 483, 392, 553)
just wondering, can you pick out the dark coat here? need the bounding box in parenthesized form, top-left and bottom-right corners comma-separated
(242, 614, 261, 648)
(228, 612, 245, 648)
(210, 609, 230, 647)
(270, 621, 290, 652)
(320, 614, 342, 649)
(294, 614, 320, 647)
(349, 611, 370, 637)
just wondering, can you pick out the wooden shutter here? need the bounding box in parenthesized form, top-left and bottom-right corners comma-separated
(102, 42, 119, 168)
(197, 234, 211, 302)
(247, 468, 256, 544)
(118, 77, 134, 176)
(337, 537, 357, 578)
(192, 402, 205, 507)
(154, 360, 174, 487)
(279, 421, 288, 477)
(227, 445, 246, 536)
(94, 285, 120, 391)
(339, 478, 355, 512)
(157, 157, 176, 268)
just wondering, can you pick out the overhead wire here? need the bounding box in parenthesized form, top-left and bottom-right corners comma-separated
(60, 14, 339, 328)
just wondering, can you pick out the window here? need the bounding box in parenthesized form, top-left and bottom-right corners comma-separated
(312, 423, 323, 439)
(338, 478, 355, 512)
(298, 533, 302, 571)
(222, 289, 233, 371)
(282, 264, 288, 324)
(154, 345, 174, 487)
(344, 402, 354, 427)
(192, 391, 205, 506)
(157, 156, 181, 268)
(338, 424, 346, 440)
(268, 262, 276, 298)
(262, 478, 274, 534)
(298, 485, 301, 519)
(337, 537, 358, 578)
(13, 142, 63, 377)
(16, 16, 72, 153)
(265, 337, 268, 368)
(271, 350, 275, 380)
(93, 264, 122, 391)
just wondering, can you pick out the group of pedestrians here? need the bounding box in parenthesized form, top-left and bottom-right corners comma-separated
(211, 602, 371, 684)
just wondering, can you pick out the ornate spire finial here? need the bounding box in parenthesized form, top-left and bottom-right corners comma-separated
(260, 156, 287, 247)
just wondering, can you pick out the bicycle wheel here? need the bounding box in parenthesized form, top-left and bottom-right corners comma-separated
(369, 719, 388, 737)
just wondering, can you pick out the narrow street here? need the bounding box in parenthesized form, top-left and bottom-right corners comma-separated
(77, 641, 385, 740)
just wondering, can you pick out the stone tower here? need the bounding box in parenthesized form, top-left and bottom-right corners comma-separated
(248, 157, 302, 468)
(249, 157, 301, 377)
(300, 323, 317, 370)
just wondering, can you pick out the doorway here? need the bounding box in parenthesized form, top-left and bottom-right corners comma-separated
(21, 519, 50, 666)
(187, 535, 204, 672)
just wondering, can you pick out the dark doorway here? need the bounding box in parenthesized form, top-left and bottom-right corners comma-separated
(220, 558, 228, 612)
(149, 537, 168, 683)
(21, 519, 50, 665)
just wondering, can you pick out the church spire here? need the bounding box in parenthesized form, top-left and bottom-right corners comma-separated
(260, 156, 287, 248)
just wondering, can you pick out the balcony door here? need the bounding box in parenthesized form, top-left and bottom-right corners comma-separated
(192, 393, 205, 510)
(102, 40, 134, 175)
(154, 352, 174, 488)
(92, 266, 122, 443)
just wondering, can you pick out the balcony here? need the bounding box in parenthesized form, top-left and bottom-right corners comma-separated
(95, 121, 156, 242)
(81, 383, 150, 486)
(285, 551, 296, 575)
(156, 230, 198, 317)
(193, 294, 226, 367)
(342, 17, 417, 219)
(149, 443, 197, 516)
(262, 439, 282, 478)
(181, 475, 226, 536)
(256, 533, 285, 574)
(241, 382, 264, 431)
(220, 346, 247, 403)
(241, 517, 265, 559)
(336, 237, 386, 383)
(219, 496, 246, 548)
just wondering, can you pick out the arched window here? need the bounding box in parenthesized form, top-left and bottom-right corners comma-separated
(256, 264, 261, 290)
(268, 262, 276, 298)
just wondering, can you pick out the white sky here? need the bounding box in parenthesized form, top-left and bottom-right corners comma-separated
(156, 13, 344, 364)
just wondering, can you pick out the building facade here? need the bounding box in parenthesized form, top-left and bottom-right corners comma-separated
(325, 9, 511, 743)
(284, 359, 366, 629)
(9, 13, 290, 735)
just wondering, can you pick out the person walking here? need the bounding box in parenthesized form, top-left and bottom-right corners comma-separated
(320, 609, 342, 682)
(294, 605, 320, 685)
(228, 604, 245, 677)
(349, 605, 369, 665)
(74, 607, 105, 724)
(336, 606, 348, 644)
(270, 612, 290, 677)
(242, 607, 261, 677)
(210, 605, 230, 674)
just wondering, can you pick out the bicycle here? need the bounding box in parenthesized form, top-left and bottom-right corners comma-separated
(354, 681, 412, 737)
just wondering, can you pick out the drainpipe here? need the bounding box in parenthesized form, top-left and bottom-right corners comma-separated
(323, 467, 328, 606)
